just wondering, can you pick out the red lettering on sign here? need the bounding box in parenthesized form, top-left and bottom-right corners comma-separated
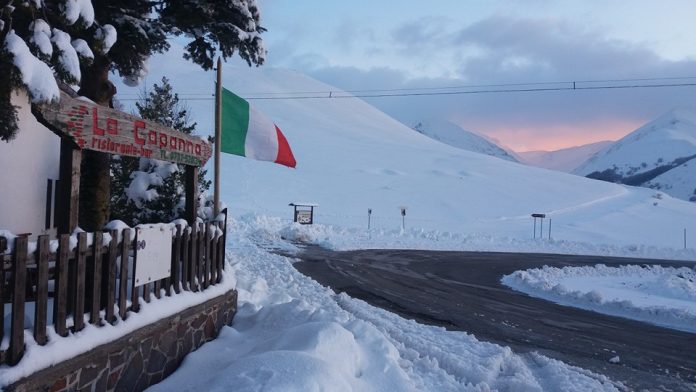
(159, 134, 168, 149)
(92, 108, 105, 136)
(195, 144, 201, 156)
(107, 118, 118, 135)
(148, 130, 157, 145)
(133, 121, 146, 145)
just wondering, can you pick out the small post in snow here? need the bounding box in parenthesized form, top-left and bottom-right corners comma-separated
(548, 219, 552, 240)
(367, 208, 372, 231)
(533, 218, 536, 239)
(531, 214, 546, 240)
(684, 228, 687, 249)
(399, 206, 407, 232)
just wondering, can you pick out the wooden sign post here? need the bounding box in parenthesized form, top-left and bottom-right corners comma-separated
(34, 91, 214, 230)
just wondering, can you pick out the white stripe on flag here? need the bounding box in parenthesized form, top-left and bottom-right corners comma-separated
(245, 106, 279, 161)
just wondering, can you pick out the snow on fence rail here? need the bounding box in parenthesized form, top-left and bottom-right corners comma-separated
(0, 209, 228, 366)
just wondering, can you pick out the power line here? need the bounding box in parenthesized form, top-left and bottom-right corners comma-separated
(114, 76, 696, 102)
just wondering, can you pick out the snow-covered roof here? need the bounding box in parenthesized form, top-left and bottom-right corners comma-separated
(289, 202, 319, 207)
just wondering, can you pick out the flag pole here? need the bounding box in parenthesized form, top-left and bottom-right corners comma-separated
(214, 56, 222, 218)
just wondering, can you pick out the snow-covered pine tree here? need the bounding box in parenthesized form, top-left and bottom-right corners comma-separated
(110, 77, 211, 226)
(0, 0, 265, 231)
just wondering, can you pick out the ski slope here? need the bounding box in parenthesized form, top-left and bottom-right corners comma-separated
(201, 67, 696, 250)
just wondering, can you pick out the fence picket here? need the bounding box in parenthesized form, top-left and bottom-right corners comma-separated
(9, 236, 28, 365)
(54, 235, 70, 337)
(73, 233, 87, 332)
(210, 225, 218, 285)
(119, 229, 131, 320)
(34, 235, 50, 345)
(0, 215, 228, 368)
(89, 232, 103, 325)
(203, 223, 210, 289)
(189, 224, 198, 292)
(131, 231, 140, 313)
(171, 225, 182, 294)
(197, 223, 205, 291)
(182, 227, 191, 291)
(104, 230, 118, 324)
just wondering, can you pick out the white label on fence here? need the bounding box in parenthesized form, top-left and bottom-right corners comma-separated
(134, 226, 172, 287)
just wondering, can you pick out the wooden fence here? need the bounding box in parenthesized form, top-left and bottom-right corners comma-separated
(0, 209, 228, 366)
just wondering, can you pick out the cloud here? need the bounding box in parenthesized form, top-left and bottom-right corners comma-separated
(303, 15, 696, 151)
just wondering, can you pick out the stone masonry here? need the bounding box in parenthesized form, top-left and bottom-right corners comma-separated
(6, 289, 237, 392)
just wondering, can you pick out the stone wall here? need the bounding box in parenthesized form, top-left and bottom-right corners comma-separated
(7, 289, 237, 392)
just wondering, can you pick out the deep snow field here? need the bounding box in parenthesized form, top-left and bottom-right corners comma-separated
(502, 263, 696, 333)
(148, 216, 624, 392)
(113, 56, 696, 390)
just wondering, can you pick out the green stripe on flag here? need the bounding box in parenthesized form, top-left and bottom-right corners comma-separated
(220, 88, 250, 156)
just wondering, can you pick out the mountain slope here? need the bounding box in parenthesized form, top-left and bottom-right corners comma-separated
(413, 119, 518, 162)
(574, 108, 696, 198)
(519, 141, 613, 172)
(115, 57, 696, 249)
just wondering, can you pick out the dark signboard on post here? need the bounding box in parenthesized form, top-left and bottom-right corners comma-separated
(36, 91, 212, 167)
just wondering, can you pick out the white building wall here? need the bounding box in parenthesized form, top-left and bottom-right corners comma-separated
(0, 90, 60, 236)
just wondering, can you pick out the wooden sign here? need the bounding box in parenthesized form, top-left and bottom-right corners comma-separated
(36, 91, 212, 166)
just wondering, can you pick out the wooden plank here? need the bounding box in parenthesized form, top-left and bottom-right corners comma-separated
(104, 230, 118, 324)
(89, 232, 103, 325)
(181, 227, 190, 291)
(130, 231, 140, 313)
(220, 208, 228, 280)
(9, 236, 28, 365)
(118, 229, 131, 320)
(210, 225, 218, 285)
(171, 225, 182, 295)
(197, 223, 205, 291)
(216, 230, 224, 284)
(34, 235, 50, 345)
(73, 233, 87, 332)
(142, 282, 150, 303)
(154, 280, 162, 299)
(202, 223, 209, 289)
(184, 166, 199, 226)
(56, 139, 81, 235)
(54, 235, 70, 337)
(189, 224, 198, 292)
(36, 91, 212, 167)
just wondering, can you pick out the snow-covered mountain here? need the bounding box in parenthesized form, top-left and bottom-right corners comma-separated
(519, 140, 613, 172)
(412, 119, 518, 162)
(115, 56, 696, 249)
(574, 108, 696, 202)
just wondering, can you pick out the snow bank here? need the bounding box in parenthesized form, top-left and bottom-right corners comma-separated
(149, 215, 621, 391)
(502, 264, 696, 333)
(240, 213, 696, 262)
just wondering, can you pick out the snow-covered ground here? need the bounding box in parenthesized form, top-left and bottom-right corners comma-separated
(502, 264, 696, 333)
(112, 55, 696, 252)
(148, 216, 622, 392)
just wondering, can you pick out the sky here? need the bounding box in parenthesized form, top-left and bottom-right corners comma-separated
(246, 0, 696, 152)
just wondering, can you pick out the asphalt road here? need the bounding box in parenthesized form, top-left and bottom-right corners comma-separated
(292, 248, 696, 391)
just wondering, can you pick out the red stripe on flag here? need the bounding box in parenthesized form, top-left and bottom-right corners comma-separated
(274, 125, 296, 168)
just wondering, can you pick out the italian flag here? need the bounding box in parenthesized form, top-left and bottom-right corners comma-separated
(220, 88, 296, 168)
